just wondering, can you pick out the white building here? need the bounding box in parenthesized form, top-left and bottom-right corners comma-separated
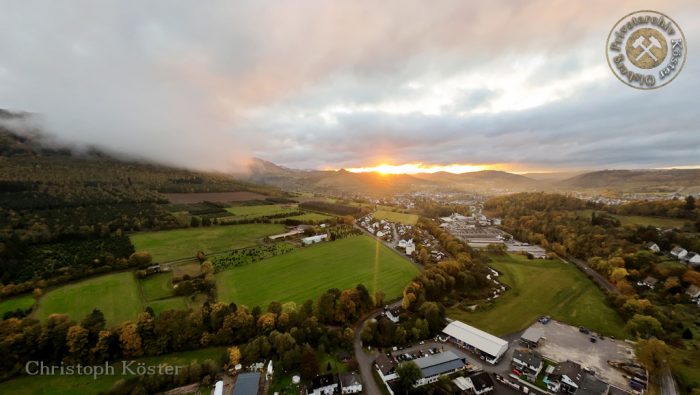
(442, 320, 509, 364)
(339, 372, 363, 394)
(302, 234, 328, 245)
(647, 243, 661, 253)
(671, 246, 688, 260)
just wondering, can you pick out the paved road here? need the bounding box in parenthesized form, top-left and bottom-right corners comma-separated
(355, 223, 423, 271)
(660, 367, 678, 395)
(561, 255, 619, 294)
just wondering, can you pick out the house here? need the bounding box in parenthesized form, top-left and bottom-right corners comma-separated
(671, 246, 688, 260)
(405, 243, 415, 255)
(302, 234, 328, 245)
(687, 253, 700, 266)
(385, 307, 402, 323)
(638, 276, 659, 289)
(376, 231, 386, 238)
(411, 351, 467, 386)
(647, 243, 661, 253)
(339, 372, 362, 394)
(575, 374, 610, 395)
(374, 354, 397, 381)
(454, 372, 494, 394)
(308, 374, 339, 395)
(520, 327, 545, 348)
(547, 361, 583, 393)
(686, 285, 700, 302)
(512, 349, 543, 382)
(442, 320, 509, 364)
(233, 372, 260, 395)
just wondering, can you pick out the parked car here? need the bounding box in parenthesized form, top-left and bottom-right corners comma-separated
(538, 316, 551, 324)
(579, 326, 590, 334)
(590, 336, 597, 343)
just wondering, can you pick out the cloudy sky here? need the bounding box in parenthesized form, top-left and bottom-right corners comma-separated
(1, 0, 698, 173)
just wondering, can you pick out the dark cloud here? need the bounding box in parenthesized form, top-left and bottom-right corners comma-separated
(0, 0, 698, 172)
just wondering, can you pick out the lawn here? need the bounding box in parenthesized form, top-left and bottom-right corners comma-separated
(139, 272, 175, 301)
(36, 272, 143, 325)
(447, 253, 626, 338)
(0, 347, 226, 395)
(0, 294, 36, 316)
(216, 235, 419, 308)
(373, 210, 419, 225)
(130, 223, 285, 262)
(225, 204, 298, 218)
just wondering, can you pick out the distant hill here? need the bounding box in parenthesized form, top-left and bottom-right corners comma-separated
(247, 158, 544, 194)
(559, 169, 700, 191)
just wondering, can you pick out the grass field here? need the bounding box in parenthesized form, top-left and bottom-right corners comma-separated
(447, 253, 626, 338)
(373, 210, 419, 225)
(280, 212, 333, 222)
(146, 297, 188, 314)
(36, 272, 143, 325)
(139, 272, 175, 301)
(0, 294, 35, 316)
(130, 223, 285, 262)
(216, 235, 419, 308)
(0, 347, 226, 395)
(577, 210, 687, 229)
(225, 204, 298, 218)
(614, 214, 688, 228)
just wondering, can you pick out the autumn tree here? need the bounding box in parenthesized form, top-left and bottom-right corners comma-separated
(119, 321, 143, 357)
(299, 345, 319, 380)
(396, 361, 422, 391)
(625, 314, 663, 339)
(636, 338, 671, 380)
(227, 346, 241, 366)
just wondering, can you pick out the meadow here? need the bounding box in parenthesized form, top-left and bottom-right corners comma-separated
(216, 235, 419, 308)
(0, 347, 226, 395)
(372, 210, 419, 225)
(447, 253, 626, 338)
(614, 214, 688, 228)
(130, 223, 285, 262)
(0, 294, 35, 316)
(224, 204, 299, 218)
(36, 272, 143, 325)
(279, 212, 333, 222)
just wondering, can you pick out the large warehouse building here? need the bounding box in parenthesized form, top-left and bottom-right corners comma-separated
(442, 320, 509, 364)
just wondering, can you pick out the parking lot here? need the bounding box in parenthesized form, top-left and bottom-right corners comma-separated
(530, 321, 636, 389)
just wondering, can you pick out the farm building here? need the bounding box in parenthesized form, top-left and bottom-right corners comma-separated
(269, 228, 305, 240)
(520, 326, 545, 348)
(442, 320, 509, 364)
(412, 351, 467, 386)
(302, 234, 328, 245)
(232, 372, 260, 395)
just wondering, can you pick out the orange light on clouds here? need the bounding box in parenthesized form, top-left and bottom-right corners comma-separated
(345, 163, 498, 175)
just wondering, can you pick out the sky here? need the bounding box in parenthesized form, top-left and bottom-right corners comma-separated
(0, 0, 699, 174)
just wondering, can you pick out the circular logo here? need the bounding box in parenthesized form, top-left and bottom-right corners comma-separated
(606, 10, 686, 89)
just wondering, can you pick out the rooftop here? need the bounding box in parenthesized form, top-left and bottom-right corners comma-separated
(443, 320, 508, 357)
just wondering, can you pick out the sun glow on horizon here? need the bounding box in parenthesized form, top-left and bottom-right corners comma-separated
(345, 163, 498, 175)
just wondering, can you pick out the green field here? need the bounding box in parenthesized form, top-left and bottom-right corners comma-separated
(448, 253, 626, 338)
(36, 272, 143, 325)
(130, 223, 285, 262)
(0, 294, 36, 316)
(373, 210, 419, 225)
(614, 214, 688, 228)
(280, 212, 333, 222)
(225, 204, 298, 218)
(146, 297, 188, 315)
(139, 272, 175, 301)
(216, 235, 419, 308)
(0, 347, 226, 395)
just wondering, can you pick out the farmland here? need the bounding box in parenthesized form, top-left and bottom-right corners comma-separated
(448, 253, 626, 338)
(0, 347, 226, 395)
(224, 204, 299, 218)
(36, 272, 143, 325)
(614, 214, 688, 228)
(279, 212, 333, 222)
(130, 223, 285, 262)
(372, 209, 419, 225)
(216, 235, 419, 308)
(163, 192, 266, 204)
